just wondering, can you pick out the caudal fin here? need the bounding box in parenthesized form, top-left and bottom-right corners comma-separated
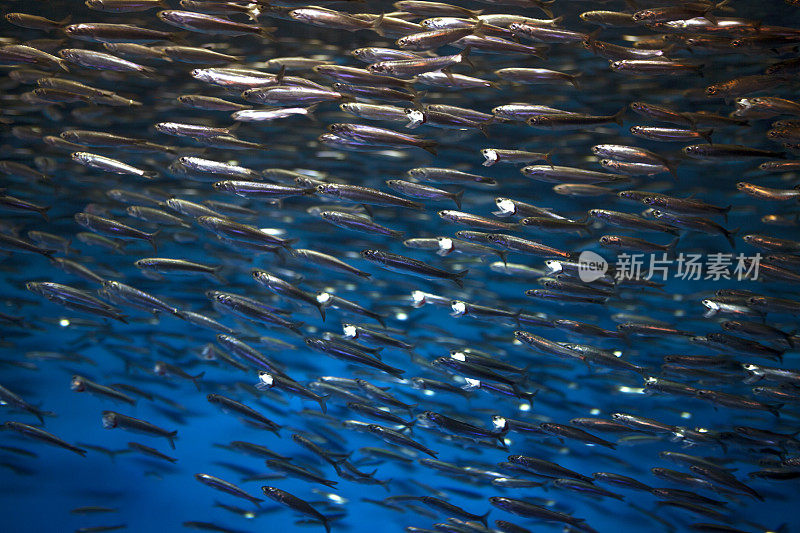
(452, 189, 464, 209)
(450, 269, 469, 288)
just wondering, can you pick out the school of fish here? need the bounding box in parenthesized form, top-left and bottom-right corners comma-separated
(1, 0, 800, 532)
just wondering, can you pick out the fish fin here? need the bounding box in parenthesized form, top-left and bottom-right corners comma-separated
(371, 13, 386, 37)
(305, 103, 319, 122)
(148, 229, 161, 253)
(191, 372, 205, 392)
(724, 227, 739, 250)
(212, 267, 227, 284)
(167, 431, 177, 449)
(281, 238, 298, 250)
(700, 129, 714, 144)
(36, 205, 51, 222)
(317, 395, 328, 414)
(613, 106, 626, 127)
(419, 141, 438, 156)
(770, 404, 784, 418)
(471, 20, 485, 39)
(258, 26, 276, 41)
(570, 72, 583, 90)
(667, 236, 680, 258)
(497, 250, 508, 266)
(451, 268, 469, 288)
(452, 189, 465, 209)
(460, 45, 475, 72)
(317, 304, 326, 322)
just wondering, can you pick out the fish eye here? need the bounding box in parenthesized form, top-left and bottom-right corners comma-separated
(705, 87, 717, 95)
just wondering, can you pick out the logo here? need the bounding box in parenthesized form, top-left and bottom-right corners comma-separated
(578, 250, 608, 282)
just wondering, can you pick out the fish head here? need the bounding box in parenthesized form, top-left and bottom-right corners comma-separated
(70, 375, 86, 391)
(360, 249, 381, 261)
(156, 10, 180, 23)
(73, 212, 90, 226)
(304, 337, 324, 350)
(101, 411, 118, 429)
(258, 372, 275, 388)
(315, 183, 339, 196)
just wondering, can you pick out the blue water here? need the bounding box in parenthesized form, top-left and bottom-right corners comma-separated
(1, 1, 800, 532)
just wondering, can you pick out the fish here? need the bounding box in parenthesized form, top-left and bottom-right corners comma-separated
(101, 411, 178, 448)
(4, 421, 86, 456)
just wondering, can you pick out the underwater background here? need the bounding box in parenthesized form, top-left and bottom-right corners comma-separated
(1, 0, 800, 532)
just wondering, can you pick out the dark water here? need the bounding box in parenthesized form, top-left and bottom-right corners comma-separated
(1, 1, 799, 532)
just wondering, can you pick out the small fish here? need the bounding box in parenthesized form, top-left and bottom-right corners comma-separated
(361, 249, 468, 287)
(101, 411, 177, 448)
(195, 473, 263, 506)
(4, 421, 86, 456)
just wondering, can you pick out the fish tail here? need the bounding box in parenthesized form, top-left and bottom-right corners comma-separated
(168, 431, 177, 449)
(497, 250, 508, 266)
(419, 140, 438, 156)
(570, 72, 583, 90)
(148, 229, 161, 253)
(613, 106, 626, 127)
(371, 13, 385, 37)
(258, 26, 276, 41)
(36, 205, 51, 221)
(141, 170, 158, 180)
(212, 267, 227, 284)
(537, 0, 555, 19)
(667, 236, 680, 257)
(411, 89, 426, 107)
(317, 395, 328, 414)
(451, 268, 469, 288)
(724, 226, 739, 249)
(472, 20, 485, 38)
(305, 103, 319, 122)
(191, 372, 205, 392)
(459, 45, 474, 72)
(451, 189, 464, 209)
